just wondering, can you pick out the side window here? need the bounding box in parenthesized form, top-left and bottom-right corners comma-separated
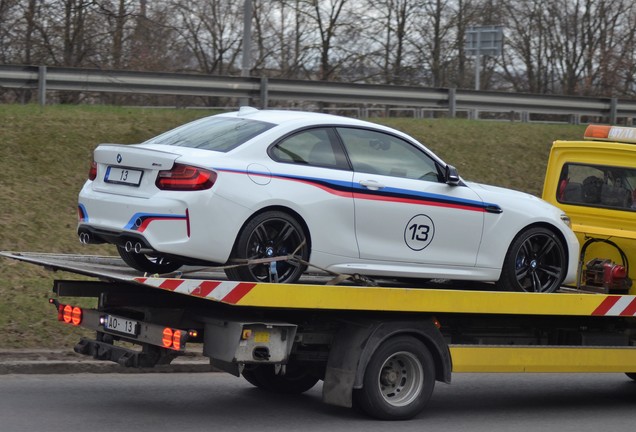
(558, 163, 635, 210)
(270, 128, 342, 169)
(336, 127, 439, 181)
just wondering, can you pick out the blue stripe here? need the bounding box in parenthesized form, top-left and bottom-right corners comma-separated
(217, 167, 498, 211)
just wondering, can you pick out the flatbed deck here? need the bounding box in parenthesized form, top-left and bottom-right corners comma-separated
(3, 251, 635, 317)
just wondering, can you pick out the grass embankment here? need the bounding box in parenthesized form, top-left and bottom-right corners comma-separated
(0, 105, 585, 348)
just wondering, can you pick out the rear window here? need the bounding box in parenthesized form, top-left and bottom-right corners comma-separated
(144, 116, 275, 152)
(558, 163, 636, 211)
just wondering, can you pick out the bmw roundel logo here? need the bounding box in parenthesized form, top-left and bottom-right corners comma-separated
(116, 153, 122, 163)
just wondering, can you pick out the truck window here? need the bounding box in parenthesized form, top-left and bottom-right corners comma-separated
(558, 163, 635, 211)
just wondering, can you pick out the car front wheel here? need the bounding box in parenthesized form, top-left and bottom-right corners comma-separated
(225, 211, 309, 283)
(497, 226, 566, 293)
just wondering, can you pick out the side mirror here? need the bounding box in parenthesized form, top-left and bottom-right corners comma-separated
(445, 165, 460, 186)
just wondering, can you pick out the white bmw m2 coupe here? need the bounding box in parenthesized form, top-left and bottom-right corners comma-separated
(78, 107, 578, 292)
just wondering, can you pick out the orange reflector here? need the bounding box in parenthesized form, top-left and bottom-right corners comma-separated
(162, 328, 173, 348)
(584, 124, 611, 139)
(71, 307, 82, 326)
(63, 304, 73, 324)
(173, 330, 182, 351)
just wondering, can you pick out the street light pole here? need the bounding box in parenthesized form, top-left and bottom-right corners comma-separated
(240, 0, 253, 106)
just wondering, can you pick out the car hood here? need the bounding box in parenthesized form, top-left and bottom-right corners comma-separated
(466, 180, 565, 217)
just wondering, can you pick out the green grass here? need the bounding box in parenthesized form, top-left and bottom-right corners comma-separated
(0, 105, 586, 348)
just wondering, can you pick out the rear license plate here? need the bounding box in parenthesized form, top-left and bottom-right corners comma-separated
(103, 315, 139, 336)
(104, 166, 143, 186)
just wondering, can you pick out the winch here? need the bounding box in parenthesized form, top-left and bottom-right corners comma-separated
(579, 238, 632, 293)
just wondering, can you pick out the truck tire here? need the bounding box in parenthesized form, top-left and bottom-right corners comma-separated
(242, 364, 319, 394)
(626, 373, 636, 381)
(497, 226, 566, 293)
(353, 335, 435, 420)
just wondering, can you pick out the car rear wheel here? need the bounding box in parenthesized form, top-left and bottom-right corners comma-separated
(117, 246, 182, 274)
(497, 227, 566, 293)
(225, 211, 309, 283)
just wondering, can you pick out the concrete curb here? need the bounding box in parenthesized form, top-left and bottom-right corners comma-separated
(0, 349, 214, 375)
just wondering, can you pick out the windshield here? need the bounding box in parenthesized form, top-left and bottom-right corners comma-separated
(144, 116, 275, 152)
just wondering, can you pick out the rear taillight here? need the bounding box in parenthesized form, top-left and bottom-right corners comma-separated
(88, 161, 97, 181)
(156, 163, 217, 191)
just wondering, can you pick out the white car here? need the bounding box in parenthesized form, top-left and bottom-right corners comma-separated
(78, 107, 579, 292)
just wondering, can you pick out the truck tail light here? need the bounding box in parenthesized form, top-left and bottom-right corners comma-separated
(156, 164, 216, 191)
(57, 303, 83, 326)
(162, 327, 186, 350)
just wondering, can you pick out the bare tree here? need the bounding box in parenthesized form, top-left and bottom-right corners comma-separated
(299, 0, 355, 81)
(252, 0, 312, 79)
(171, 0, 243, 75)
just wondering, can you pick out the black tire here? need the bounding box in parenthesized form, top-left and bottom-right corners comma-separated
(353, 336, 436, 420)
(626, 373, 636, 381)
(243, 364, 319, 394)
(225, 211, 309, 283)
(497, 227, 567, 293)
(117, 246, 182, 274)
(241, 368, 263, 388)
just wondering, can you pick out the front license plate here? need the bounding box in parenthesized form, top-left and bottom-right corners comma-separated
(104, 166, 143, 186)
(103, 315, 139, 336)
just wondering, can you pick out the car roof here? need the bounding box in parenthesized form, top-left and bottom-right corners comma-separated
(217, 107, 381, 128)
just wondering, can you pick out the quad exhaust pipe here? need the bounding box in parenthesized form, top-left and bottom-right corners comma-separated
(79, 231, 152, 254)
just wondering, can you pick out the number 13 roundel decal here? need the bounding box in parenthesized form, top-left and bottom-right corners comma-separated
(404, 214, 435, 251)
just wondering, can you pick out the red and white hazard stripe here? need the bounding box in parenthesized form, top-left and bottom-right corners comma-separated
(134, 277, 255, 304)
(592, 295, 636, 316)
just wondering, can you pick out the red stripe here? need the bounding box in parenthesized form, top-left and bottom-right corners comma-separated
(591, 296, 621, 316)
(620, 298, 636, 316)
(192, 281, 221, 298)
(352, 192, 485, 212)
(135, 277, 147, 284)
(221, 283, 256, 304)
(287, 178, 352, 198)
(138, 216, 186, 233)
(159, 279, 184, 291)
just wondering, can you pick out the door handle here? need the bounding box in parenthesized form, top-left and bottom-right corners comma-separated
(359, 180, 385, 191)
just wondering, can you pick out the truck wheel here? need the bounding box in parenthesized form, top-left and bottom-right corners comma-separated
(626, 373, 636, 381)
(497, 227, 566, 293)
(353, 336, 435, 420)
(243, 364, 319, 394)
(117, 246, 182, 274)
(225, 211, 309, 283)
(241, 368, 262, 388)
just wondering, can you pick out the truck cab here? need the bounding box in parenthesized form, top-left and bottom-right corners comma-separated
(542, 125, 636, 294)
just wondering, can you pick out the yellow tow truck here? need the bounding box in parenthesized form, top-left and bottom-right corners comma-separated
(542, 124, 636, 294)
(2, 247, 636, 421)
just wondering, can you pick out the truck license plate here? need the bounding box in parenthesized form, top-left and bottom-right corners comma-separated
(103, 315, 139, 336)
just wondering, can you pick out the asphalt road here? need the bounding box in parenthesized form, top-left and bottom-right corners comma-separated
(1, 372, 634, 432)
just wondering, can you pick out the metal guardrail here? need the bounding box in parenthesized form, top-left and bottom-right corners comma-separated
(1, 64, 636, 123)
